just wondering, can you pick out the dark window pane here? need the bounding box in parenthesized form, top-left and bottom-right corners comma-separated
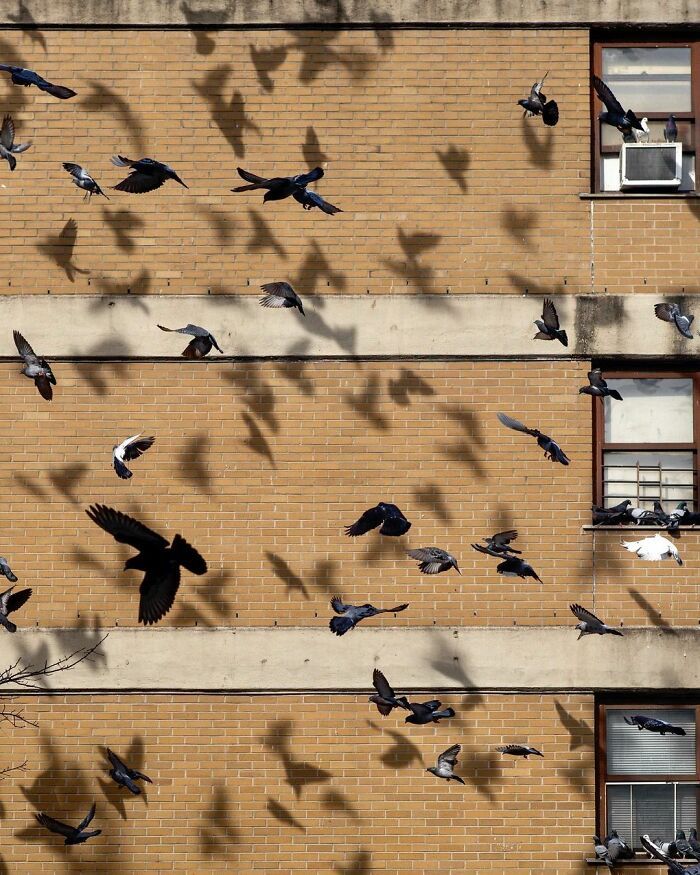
(607, 709, 696, 775)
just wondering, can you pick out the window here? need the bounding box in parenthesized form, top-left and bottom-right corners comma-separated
(598, 703, 699, 852)
(592, 35, 700, 192)
(594, 370, 700, 511)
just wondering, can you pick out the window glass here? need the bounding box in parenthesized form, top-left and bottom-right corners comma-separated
(603, 450, 694, 508)
(604, 378, 693, 442)
(606, 783, 698, 850)
(602, 47, 692, 112)
(607, 709, 696, 774)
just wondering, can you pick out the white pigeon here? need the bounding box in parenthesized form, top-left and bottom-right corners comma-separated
(621, 533, 682, 565)
(112, 433, 155, 480)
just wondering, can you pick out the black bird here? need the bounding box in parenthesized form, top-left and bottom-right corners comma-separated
(405, 699, 455, 725)
(426, 744, 465, 784)
(665, 114, 678, 143)
(624, 714, 686, 736)
(496, 744, 543, 759)
(111, 155, 187, 193)
(259, 282, 305, 315)
(13, 330, 56, 401)
(85, 504, 207, 625)
(0, 584, 31, 633)
(328, 596, 409, 636)
(592, 74, 645, 137)
(106, 748, 153, 795)
(518, 72, 559, 126)
(497, 412, 570, 465)
(0, 557, 17, 583)
(533, 298, 567, 346)
(496, 555, 542, 583)
(674, 831, 700, 862)
(344, 503, 411, 537)
(62, 163, 109, 200)
(593, 499, 632, 515)
(0, 64, 76, 99)
(592, 499, 634, 526)
(0, 114, 30, 171)
(641, 834, 700, 874)
(579, 369, 623, 400)
(406, 547, 460, 575)
(368, 668, 409, 716)
(570, 603, 623, 639)
(689, 829, 700, 858)
(292, 187, 342, 215)
(35, 803, 101, 844)
(232, 165, 323, 203)
(655, 302, 694, 340)
(112, 433, 156, 480)
(471, 529, 521, 558)
(157, 323, 223, 358)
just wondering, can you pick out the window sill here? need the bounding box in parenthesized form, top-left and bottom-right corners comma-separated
(583, 524, 700, 532)
(586, 859, 698, 866)
(580, 191, 700, 199)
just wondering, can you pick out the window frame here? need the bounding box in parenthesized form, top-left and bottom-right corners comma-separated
(591, 32, 700, 193)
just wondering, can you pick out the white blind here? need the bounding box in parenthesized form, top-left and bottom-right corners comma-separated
(607, 710, 696, 775)
(607, 783, 698, 850)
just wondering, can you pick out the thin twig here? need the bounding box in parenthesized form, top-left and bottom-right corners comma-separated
(0, 634, 108, 690)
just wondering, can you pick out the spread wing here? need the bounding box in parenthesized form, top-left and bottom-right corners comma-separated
(496, 412, 538, 437)
(123, 435, 155, 462)
(13, 329, 36, 362)
(6, 587, 31, 615)
(383, 603, 409, 614)
(36, 812, 75, 837)
(0, 114, 14, 149)
(236, 167, 271, 186)
(372, 668, 395, 699)
(654, 302, 678, 324)
(344, 505, 385, 536)
(496, 744, 523, 755)
(491, 530, 518, 548)
(113, 171, 163, 193)
(76, 802, 96, 832)
(139, 564, 181, 625)
(293, 166, 324, 186)
(330, 596, 350, 615)
(438, 744, 460, 768)
(85, 504, 168, 552)
(110, 155, 135, 167)
(541, 298, 560, 331)
(569, 603, 603, 626)
(62, 162, 84, 179)
(158, 324, 209, 337)
(592, 74, 624, 115)
(106, 748, 126, 772)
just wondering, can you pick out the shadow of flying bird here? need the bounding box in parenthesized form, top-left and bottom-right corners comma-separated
(81, 81, 146, 153)
(249, 43, 289, 91)
(266, 798, 305, 832)
(302, 126, 329, 168)
(192, 66, 261, 158)
(247, 209, 287, 257)
(36, 219, 89, 283)
(180, 1, 229, 54)
(263, 720, 332, 798)
(199, 783, 240, 856)
(240, 411, 275, 467)
(436, 145, 470, 192)
(265, 552, 309, 599)
(8, 2, 47, 50)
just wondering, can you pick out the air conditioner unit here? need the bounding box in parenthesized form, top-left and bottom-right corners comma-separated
(620, 142, 682, 189)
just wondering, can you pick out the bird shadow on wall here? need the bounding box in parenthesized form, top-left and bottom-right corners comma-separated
(224, 363, 278, 432)
(266, 797, 305, 832)
(88, 270, 152, 313)
(627, 587, 676, 631)
(96, 736, 150, 820)
(194, 201, 237, 245)
(382, 228, 453, 305)
(501, 206, 540, 247)
(367, 720, 424, 769)
(262, 720, 332, 798)
(335, 848, 372, 874)
(180, 1, 229, 54)
(14, 462, 88, 507)
(101, 208, 145, 254)
(72, 339, 131, 396)
(321, 788, 360, 821)
(192, 65, 261, 158)
(286, 29, 373, 84)
(249, 43, 289, 92)
(554, 700, 594, 752)
(412, 483, 453, 525)
(265, 554, 340, 601)
(275, 341, 316, 397)
(465, 748, 502, 802)
(438, 404, 487, 480)
(265, 552, 310, 600)
(435, 145, 470, 193)
(81, 80, 147, 154)
(521, 116, 555, 170)
(0, 37, 29, 113)
(302, 126, 329, 168)
(8, 2, 47, 50)
(240, 411, 276, 468)
(199, 783, 241, 856)
(343, 374, 389, 431)
(36, 219, 89, 284)
(177, 433, 215, 497)
(247, 209, 288, 258)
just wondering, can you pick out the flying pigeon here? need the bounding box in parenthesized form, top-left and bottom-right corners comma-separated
(111, 155, 187, 193)
(0, 558, 17, 583)
(642, 834, 679, 859)
(0, 114, 30, 172)
(517, 72, 559, 126)
(368, 668, 409, 716)
(62, 163, 109, 200)
(496, 744, 543, 759)
(405, 699, 455, 725)
(594, 836, 613, 871)
(426, 744, 465, 784)
(232, 165, 325, 204)
(13, 330, 56, 401)
(157, 323, 223, 358)
(291, 187, 342, 215)
(259, 282, 305, 315)
(569, 603, 623, 639)
(665, 114, 678, 143)
(112, 433, 155, 480)
(344, 503, 411, 537)
(621, 533, 682, 565)
(579, 369, 623, 400)
(106, 748, 153, 795)
(85, 504, 207, 625)
(496, 555, 542, 583)
(471, 530, 521, 558)
(497, 412, 570, 465)
(328, 596, 409, 636)
(533, 298, 567, 346)
(623, 714, 686, 735)
(35, 803, 101, 844)
(0, 64, 76, 99)
(640, 834, 696, 874)
(654, 302, 694, 339)
(406, 547, 460, 575)
(592, 74, 645, 137)
(0, 584, 31, 633)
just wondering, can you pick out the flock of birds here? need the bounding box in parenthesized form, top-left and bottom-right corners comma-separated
(0, 57, 692, 865)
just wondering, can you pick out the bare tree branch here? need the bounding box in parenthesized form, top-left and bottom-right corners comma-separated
(0, 702, 38, 729)
(0, 634, 108, 690)
(0, 759, 27, 778)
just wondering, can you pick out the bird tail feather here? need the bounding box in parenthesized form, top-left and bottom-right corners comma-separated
(329, 616, 354, 636)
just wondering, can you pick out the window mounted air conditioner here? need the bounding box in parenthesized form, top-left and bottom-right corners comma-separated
(620, 142, 682, 189)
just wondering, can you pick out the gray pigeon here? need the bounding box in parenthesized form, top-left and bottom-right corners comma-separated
(665, 114, 678, 143)
(259, 282, 305, 315)
(606, 830, 633, 862)
(106, 748, 153, 795)
(570, 603, 623, 639)
(640, 834, 698, 874)
(426, 744, 465, 784)
(497, 412, 570, 465)
(368, 668, 409, 716)
(406, 547, 460, 575)
(517, 72, 559, 126)
(623, 714, 686, 735)
(579, 369, 623, 400)
(62, 163, 109, 200)
(594, 836, 613, 871)
(329, 596, 409, 636)
(674, 830, 700, 861)
(0, 114, 30, 171)
(533, 298, 567, 346)
(689, 829, 700, 857)
(655, 302, 694, 339)
(157, 323, 223, 358)
(0, 584, 31, 633)
(496, 744, 543, 759)
(13, 330, 56, 400)
(35, 802, 101, 844)
(405, 699, 455, 725)
(471, 530, 520, 558)
(0, 558, 17, 583)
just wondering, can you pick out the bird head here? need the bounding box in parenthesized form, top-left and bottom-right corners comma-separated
(517, 99, 528, 110)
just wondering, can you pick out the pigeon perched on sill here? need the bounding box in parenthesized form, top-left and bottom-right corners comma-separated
(569, 604, 623, 640)
(13, 330, 56, 401)
(0, 64, 76, 99)
(106, 748, 153, 795)
(497, 412, 570, 465)
(157, 323, 223, 359)
(665, 114, 678, 143)
(592, 74, 645, 138)
(404, 699, 455, 725)
(471, 529, 520, 558)
(328, 596, 409, 636)
(496, 556, 542, 583)
(594, 835, 614, 870)
(517, 72, 559, 126)
(606, 830, 635, 861)
(579, 369, 623, 400)
(259, 282, 305, 315)
(426, 744, 465, 784)
(623, 714, 686, 735)
(406, 547, 460, 575)
(344, 503, 411, 537)
(654, 302, 694, 340)
(35, 803, 101, 844)
(112, 433, 155, 480)
(63, 163, 109, 200)
(641, 834, 699, 874)
(533, 298, 567, 346)
(621, 533, 682, 565)
(111, 155, 187, 193)
(674, 831, 700, 862)
(368, 668, 409, 716)
(496, 744, 543, 759)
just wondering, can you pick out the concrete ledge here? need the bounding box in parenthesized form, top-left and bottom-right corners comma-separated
(5, 626, 699, 693)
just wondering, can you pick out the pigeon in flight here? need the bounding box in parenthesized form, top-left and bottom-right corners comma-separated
(0, 114, 30, 171)
(0, 558, 17, 583)
(405, 699, 455, 725)
(112, 433, 155, 480)
(259, 282, 305, 315)
(344, 503, 411, 537)
(641, 834, 699, 874)
(497, 412, 570, 465)
(496, 556, 542, 583)
(62, 163, 109, 200)
(426, 744, 465, 784)
(111, 156, 187, 193)
(406, 547, 460, 575)
(533, 298, 568, 346)
(496, 744, 544, 759)
(665, 114, 678, 143)
(0, 585, 31, 633)
(621, 533, 682, 565)
(471, 530, 520, 558)
(13, 330, 56, 401)
(157, 323, 223, 358)
(569, 604, 623, 640)
(0, 64, 76, 99)
(35, 803, 101, 844)
(624, 714, 686, 735)
(654, 302, 694, 339)
(232, 165, 322, 203)
(593, 836, 613, 871)
(579, 369, 623, 400)
(291, 187, 342, 215)
(642, 834, 679, 860)
(592, 74, 645, 137)
(85, 504, 207, 625)
(517, 72, 559, 126)
(328, 596, 409, 636)
(106, 748, 153, 795)
(369, 668, 409, 716)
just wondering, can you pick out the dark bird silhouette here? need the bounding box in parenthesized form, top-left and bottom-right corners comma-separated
(111, 155, 187, 193)
(579, 368, 623, 400)
(157, 323, 223, 358)
(405, 699, 455, 725)
(0, 584, 31, 633)
(0, 558, 17, 583)
(112, 433, 155, 480)
(0, 114, 29, 171)
(665, 114, 678, 143)
(654, 302, 694, 339)
(426, 744, 465, 784)
(496, 555, 542, 583)
(106, 748, 152, 795)
(329, 596, 409, 636)
(249, 44, 289, 92)
(471, 529, 520, 558)
(259, 282, 305, 315)
(689, 829, 700, 857)
(13, 330, 56, 400)
(85, 504, 207, 625)
(232, 165, 340, 213)
(533, 298, 567, 346)
(570, 603, 623, 639)
(496, 744, 543, 759)
(0, 64, 75, 99)
(344, 503, 411, 537)
(624, 714, 686, 735)
(592, 74, 645, 137)
(36, 218, 89, 283)
(7, 2, 47, 50)
(292, 187, 342, 214)
(518, 72, 559, 126)
(406, 547, 460, 575)
(62, 163, 108, 200)
(302, 125, 328, 168)
(435, 144, 469, 192)
(35, 803, 101, 844)
(497, 411, 570, 465)
(641, 834, 700, 874)
(369, 668, 409, 716)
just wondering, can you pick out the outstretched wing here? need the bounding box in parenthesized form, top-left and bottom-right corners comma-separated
(344, 505, 385, 536)
(654, 302, 678, 324)
(592, 74, 624, 115)
(541, 298, 560, 331)
(569, 603, 603, 626)
(113, 171, 163, 194)
(0, 114, 14, 149)
(438, 744, 461, 768)
(372, 668, 395, 699)
(35, 812, 75, 837)
(6, 587, 31, 615)
(107, 748, 126, 772)
(497, 412, 537, 437)
(76, 802, 96, 832)
(123, 435, 155, 462)
(139, 565, 181, 626)
(158, 324, 209, 337)
(85, 504, 168, 552)
(13, 329, 36, 361)
(330, 596, 350, 615)
(490, 530, 518, 549)
(293, 166, 324, 186)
